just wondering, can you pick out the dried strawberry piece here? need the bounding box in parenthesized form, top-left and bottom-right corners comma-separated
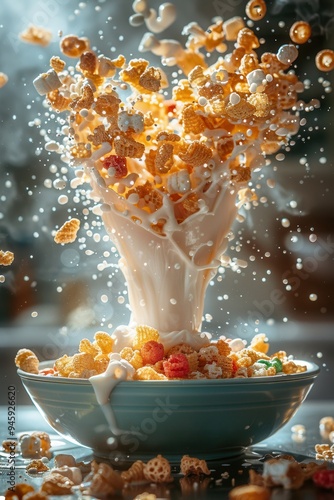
(163, 353, 190, 379)
(101, 154, 127, 178)
(313, 470, 334, 491)
(39, 368, 55, 376)
(231, 359, 238, 375)
(141, 340, 164, 365)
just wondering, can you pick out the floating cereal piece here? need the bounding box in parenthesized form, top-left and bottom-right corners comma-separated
(179, 141, 212, 168)
(133, 325, 160, 350)
(60, 34, 89, 58)
(50, 56, 66, 73)
(223, 16, 245, 41)
(121, 58, 149, 86)
(41, 473, 74, 495)
(175, 193, 199, 222)
(181, 104, 207, 135)
(0, 72, 8, 89)
(237, 28, 260, 51)
(79, 51, 97, 74)
(156, 131, 181, 142)
(250, 333, 269, 354)
(118, 110, 144, 134)
(94, 94, 121, 116)
(225, 98, 255, 121)
(54, 454, 76, 468)
(0, 250, 14, 266)
(47, 89, 71, 112)
(70, 84, 94, 111)
(247, 93, 270, 117)
(121, 460, 146, 482)
(245, 0, 267, 21)
(139, 66, 162, 92)
(172, 79, 195, 102)
(315, 49, 334, 72)
(229, 484, 270, 499)
(70, 142, 91, 159)
(143, 455, 173, 483)
(15, 349, 39, 374)
(19, 25, 52, 47)
(217, 137, 234, 161)
(54, 218, 80, 244)
(167, 169, 191, 194)
(33, 69, 62, 96)
(289, 21, 311, 44)
(155, 143, 173, 173)
(188, 65, 210, 88)
(87, 125, 111, 147)
(180, 455, 211, 476)
(114, 135, 145, 159)
(93, 331, 114, 354)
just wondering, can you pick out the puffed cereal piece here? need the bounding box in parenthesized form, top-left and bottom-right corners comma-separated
(172, 79, 195, 102)
(79, 51, 97, 74)
(2, 439, 19, 453)
(250, 333, 269, 354)
(245, 0, 267, 21)
(216, 339, 231, 356)
(47, 89, 71, 112)
(41, 472, 74, 495)
(54, 354, 74, 377)
(247, 93, 270, 118)
(180, 455, 211, 476)
(94, 94, 120, 117)
(134, 366, 167, 380)
(60, 34, 89, 57)
(54, 454, 77, 468)
(133, 325, 160, 350)
(203, 362, 222, 379)
(0, 72, 8, 89)
(120, 347, 144, 370)
(52, 465, 82, 485)
(237, 28, 260, 51)
(54, 218, 80, 244)
(4, 483, 35, 500)
(71, 352, 95, 374)
(93, 331, 114, 354)
(315, 49, 334, 72)
(289, 21, 312, 45)
(223, 16, 245, 41)
(88, 461, 124, 497)
(50, 56, 66, 73)
(216, 137, 234, 161)
(79, 338, 99, 357)
(226, 98, 255, 120)
(26, 459, 50, 474)
(121, 460, 146, 482)
(168, 343, 199, 372)
(19, 25, 52, 47)
(15, 349, 39, 374)
(188, 65, 210, 88)
(143, 455, 173, 483)
(139, 66, 162, 92)
(179, 141, 212, 168)
(121, 58, 149, 86)
(320, 416, 334, 438)
(70, 84, 94, 111)
(282, 360, 307, 374)
(0, 250, 14, 266)
(167, 169, 191, 194)
(181, 104, 207, 135)
(155, 143, 174, 173)
(87, 125, 112, 147)
(114, 135, 145, 159)
(229, 484, 270, 500)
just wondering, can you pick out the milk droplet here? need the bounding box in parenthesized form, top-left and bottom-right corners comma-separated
(281, 218, 290, 227)
(101, 294, 108, 303)
(31, 311, 38, 318)
(0, 275, 5, 283)
(58, 195, 68, 205)
(309, 233, 317, 242)
(309, 293, 318, 301)
(118, 296, 125, 304)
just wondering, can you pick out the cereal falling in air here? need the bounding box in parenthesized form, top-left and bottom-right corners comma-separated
(54, 218, 80, 244)
(19, 25, 52, 47)
(245, 0, 267, 21)
(0, 72, 8, 89)
(0, 250, 14, 266)
(289, 21, 311, 44)
(315, 49, 334, 72)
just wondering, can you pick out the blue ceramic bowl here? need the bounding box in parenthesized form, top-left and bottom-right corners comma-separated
(18, 360, 319, 462)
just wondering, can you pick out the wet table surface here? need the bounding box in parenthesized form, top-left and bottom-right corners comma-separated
(0, 401, 333, 498)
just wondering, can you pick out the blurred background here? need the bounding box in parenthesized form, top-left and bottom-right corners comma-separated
(0, 0, 333, 403)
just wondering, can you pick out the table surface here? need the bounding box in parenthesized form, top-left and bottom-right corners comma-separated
(0, 401, 333, 498)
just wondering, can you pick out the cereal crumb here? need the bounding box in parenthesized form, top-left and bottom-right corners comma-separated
(54, 218, 80, 244)
(0, 250, 14, 266)
(19, 25, 52, 47)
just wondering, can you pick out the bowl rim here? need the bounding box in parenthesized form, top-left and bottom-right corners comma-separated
(17, 359, 320, 387)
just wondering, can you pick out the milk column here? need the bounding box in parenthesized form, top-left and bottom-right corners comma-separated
(90, 168, 238, 336)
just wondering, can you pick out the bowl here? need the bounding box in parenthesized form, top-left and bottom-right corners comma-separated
(18, 360, 319, 463)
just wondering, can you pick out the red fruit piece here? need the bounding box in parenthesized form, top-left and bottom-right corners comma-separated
(39, 368, 55, 376)
(313, 470, 334, 491)
(101, 155, 127, 178)
(141, 340, 164, 365)
(163, 353, 190, 379)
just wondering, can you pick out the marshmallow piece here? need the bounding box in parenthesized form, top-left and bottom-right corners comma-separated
(223, 17, 245, 41)
(145, 3, 177, 33)
(33, 69, 62, 95)
(167, 169, 191, 193)
(118, 111, 144, 133)
(229, 338, 246, 352)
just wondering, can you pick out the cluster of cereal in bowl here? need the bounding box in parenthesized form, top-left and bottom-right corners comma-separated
(15, 328, 306, 380)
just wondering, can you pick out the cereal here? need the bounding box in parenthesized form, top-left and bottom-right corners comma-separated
(134, 366, 167, 380)
(41, 472, 74, 495)
(54, 454, 77, 468)
(79, 51, 97, 74)
(4, 483, 35, 500)
(181, 104, 206, 135)
(178, 141, 212, 168)
(70, 84, 94, 111)
(180, 455, 211, 476)
(315, 49, 334, 72)
(31, 431, 51, 455)
(2, 439, 19, 453)
(87, 461, 124, 497)
(133, 325, 160, 350)
(49, 56, 66, 73)
(20, 434, 41, 459)
(312, 469, 334, 491)
(19, 25, 52, 47)
(60, 34, 89, 57)
(121, 460, 146, 482)
(114, 135, 145, 159)
(15, 349, 39, 374)
(0, 72, 8, 88)
(26, 459, 50, 474)
(143, 455, 173, 483)
(289, 21, 311, 44)
(54, 218, 80, 244)
(47, 89, 71, 112)
(0, 250, 14, 266)
(139, 66, 162, 92)
(245, 0, 267, 21)
(52, 466, 82, 484)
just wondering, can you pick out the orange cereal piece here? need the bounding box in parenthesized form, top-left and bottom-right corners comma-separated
(60, 34, 89, 58)
(47, 89, 71, 112)
(87, 125, 112, 147)
(121, 460, 146, 482)
(0, 250, 14, 266)
(41, 473, 74, 495)
(282, 360, 307, 374)
(50, 56, 66, 73)
(143, 455, 173, 483)
(247, 93, 270, 118)
(250, 333, 269, 354)
(226, 98, 255, 121)
(0, 72, 8, 88)
(54, 218, 80, 244)
(229, 484, 270, 499)
(79, 338, 99, 356)
(70, 84, 94, 111)
(70, 142, 91, 159)
(180, 455, 211, 476)
(26, 459, 50, 473)
(179, 141, 212, 168)
(19, 25, 52, 47)
(121, 58, 149, 86)
(15, 349, 39, 374)
(172, 79, 195, 102)
(289, 21, 311, 45)
(217, 137, 234, 161)
(4, 483, 35, 500)
(216, 339, 231, 356)
(181, 104, 207, 135)
(315, 49, 334, 72)
(139, 66, 162, 92)
(155, 143, 174, 173)
(188, 65, 210, 88)
(245, 0, 267, 21)
(88, 461, 124, 497)
(71, 352, 95, 373)
(134, 366, 167, 380)
(93, 331, 114, 354)
(157, 131, 181, 142)
(114, 135, 145, 159)
(132, 325, 160, 350)
(54, 354, 74, 377)
(237, 28, 260, 51)
(79, 51, 97, 74)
